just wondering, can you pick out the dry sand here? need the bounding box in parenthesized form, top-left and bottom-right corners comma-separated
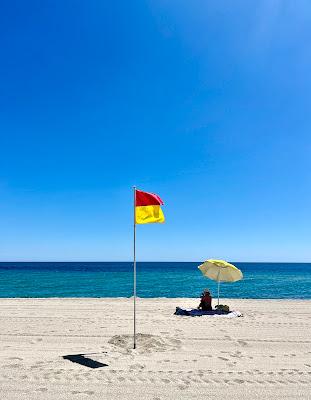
(0, 298, 310, 399)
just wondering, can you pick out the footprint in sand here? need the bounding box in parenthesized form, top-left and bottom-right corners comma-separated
(227, 363, 237, 367)
(4, 364, 21, 369)
(35, 388, 48, 393)
(31, 338, 43, 344)
(129, 363, 145, 371)
(72, 391, 94, 396)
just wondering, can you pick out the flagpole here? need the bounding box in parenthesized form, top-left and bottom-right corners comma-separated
(133, 186, 137, 349)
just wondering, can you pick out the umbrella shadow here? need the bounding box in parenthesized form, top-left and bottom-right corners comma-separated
(63, 352, 108, 369)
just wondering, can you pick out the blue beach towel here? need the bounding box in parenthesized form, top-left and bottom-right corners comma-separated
(174, 307, 243, 318)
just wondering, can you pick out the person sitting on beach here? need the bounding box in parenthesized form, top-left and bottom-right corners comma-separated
(198, 289, 212, 311)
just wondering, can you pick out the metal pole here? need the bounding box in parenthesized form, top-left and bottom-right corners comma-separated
(217, 280, 220, 306)
(217, 269, 221, 307)
(133, 186, 137, 349)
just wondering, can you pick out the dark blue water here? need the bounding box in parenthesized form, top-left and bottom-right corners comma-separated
(0, 262, 310, 299)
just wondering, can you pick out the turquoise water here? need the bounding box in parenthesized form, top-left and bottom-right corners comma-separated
(0, 262, 310, 299)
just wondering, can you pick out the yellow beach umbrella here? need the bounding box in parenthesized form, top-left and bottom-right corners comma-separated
(198, 259, 243, 306)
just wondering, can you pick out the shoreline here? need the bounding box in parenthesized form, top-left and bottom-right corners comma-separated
(0, 296, 311, 301)
(0, 297, 311, 300)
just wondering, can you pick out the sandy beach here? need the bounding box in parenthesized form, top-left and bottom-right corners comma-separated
(0, 298, 310, 399)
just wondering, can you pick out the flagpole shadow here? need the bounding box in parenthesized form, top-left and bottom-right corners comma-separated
(63, 352, 108, 369)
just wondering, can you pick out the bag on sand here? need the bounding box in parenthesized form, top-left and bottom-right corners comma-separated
(215, 304, 230, 313)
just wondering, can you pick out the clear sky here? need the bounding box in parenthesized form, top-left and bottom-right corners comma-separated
(1, 1, 311, 262)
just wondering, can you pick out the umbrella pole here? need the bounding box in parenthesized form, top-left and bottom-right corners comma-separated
(133, 186, 137, 349)
(217, 280, 220, 306)
(216, 269, 221, 307)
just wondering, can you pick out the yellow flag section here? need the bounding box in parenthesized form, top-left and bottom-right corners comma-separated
(135, 189, 165, 224)
(136, 205, 165, 224)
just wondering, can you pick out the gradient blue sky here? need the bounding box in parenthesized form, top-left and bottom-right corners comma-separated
(1, 1, 311, 261)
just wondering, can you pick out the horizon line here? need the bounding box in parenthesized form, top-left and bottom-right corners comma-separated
(0, 260, 310, 263)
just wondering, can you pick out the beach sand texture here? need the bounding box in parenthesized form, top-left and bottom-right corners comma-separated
(0, 298, 310, 399)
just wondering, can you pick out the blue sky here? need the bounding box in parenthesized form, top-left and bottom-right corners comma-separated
(1, 1, 311, 261)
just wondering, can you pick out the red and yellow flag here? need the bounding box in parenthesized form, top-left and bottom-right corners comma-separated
(135, 189, 165, 224)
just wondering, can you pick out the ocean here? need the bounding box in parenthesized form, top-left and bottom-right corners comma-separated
(0, 262, 310, 299)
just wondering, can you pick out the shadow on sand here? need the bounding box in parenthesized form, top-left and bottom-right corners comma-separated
(63, 353, 108, 369)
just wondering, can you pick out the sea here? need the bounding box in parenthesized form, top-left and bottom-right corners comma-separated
(0, 262, 310, 299)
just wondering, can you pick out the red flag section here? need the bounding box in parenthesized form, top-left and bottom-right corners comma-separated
(135, 189, 164, 206)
